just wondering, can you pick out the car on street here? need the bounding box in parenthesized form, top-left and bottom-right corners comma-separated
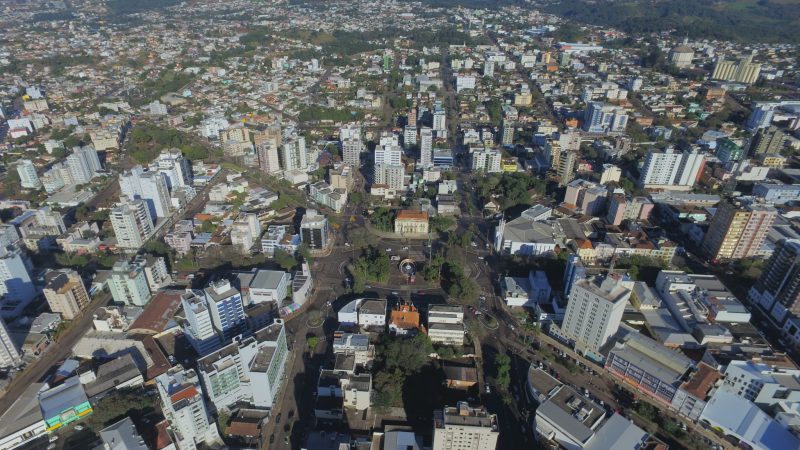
(386, 248, 392, 252)
(344, 242, 350, 247)
(470, 242, 477, 247)
(391, 291, 399, 295)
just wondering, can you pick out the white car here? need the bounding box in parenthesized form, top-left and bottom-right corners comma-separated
(344, 242, 350, 247)
(470, 242, 477, 247)
(386, 248, 392, 252)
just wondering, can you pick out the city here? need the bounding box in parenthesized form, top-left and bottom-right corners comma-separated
(0, 1, 799, 450)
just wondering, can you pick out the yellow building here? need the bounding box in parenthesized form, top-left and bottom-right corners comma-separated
(701, 201, 776, 260)
(514, 91, 533, 107)
(761, 154, 787, 168)
(394, 210, 429, 235)
(501, 159, 518, 173)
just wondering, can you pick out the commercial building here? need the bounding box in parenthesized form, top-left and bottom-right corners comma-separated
(99, 417, 148, 450)
(38, 377, 93, 432)
(108, 259, 151, 307)
(155, 366, 219, 450)
(197, 321, 288, 412)
(561, 275, 630, 355)
(16, 160, 41, 189)
(428, 306, 466, 346)
(110, 199, 154, 250)
(235, 269, 291, 305)
(337, 298, 387, 329)
(300, 209, 329, 249)
(43, 269, 90, 320)
(394, 210, 429, 235)
(752, 183, 800, 205)
(432, 402, 498, 450)
(0, 382, 46, 449)
(494, 216, 557, 256)
(183, 281, 246, 355)
(701, 201, 776, 261)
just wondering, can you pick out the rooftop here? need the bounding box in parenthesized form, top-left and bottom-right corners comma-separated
(396, 210, 428, 221)
(537, 385, 605, 444)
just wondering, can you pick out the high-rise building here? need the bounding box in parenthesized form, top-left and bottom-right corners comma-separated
(404, 125, 417, 147)
(279, 134, 308, 171)
(0, 247, 36, 316)
(561, 275, 630, 355)
(583, 102, 628, 134)
(257, 141, 281, 174)
(110, 198, 154, 249)
(182, 290, 220, 355)
(470, 148, 502, 173)
(152, 149, 191, 190)
(203, 279, 246, 342)
(108, 259, 151, 307)
(0, 316, 20, 368)
(301, 209, 329, 249)
(16, 160, 40, 189)
(197, 321, 288, 412)
(483, 59, 495, 77)
(120, 166, 172, 219)
(701, 201, 777, 261)
(43, 269, 90, 320)
(501, 120, 514, 146)
(339, 124, 361, 142)
(66, 145, 102, 184)
(563, 254, 586, 298)
(374, 140, 405, 190)
(155, 366, 218, 450)
(750, 126, 790, 156)
(419, 127, 433, 168)
(342, 138, 364, 167)
(556, 150, 577, 187)
(638, 147, 705, 189)
(712, 53, 761, 85)
(432, 402, 499, 450)
(433, 104, 446, 135)
(716, 138, 744, 164)
(746, 103, 777, 131)
(605, 195, 654, 226)
(749, 239, 800, 323)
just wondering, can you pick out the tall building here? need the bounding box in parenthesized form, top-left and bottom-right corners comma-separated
(749, 239, 800, 323)
(432, 106, 446, 135)
(257, 141, 281, 174)
(374, 141, 405, 190)
(404, 125, 417, 147)
(110, 198, 154, 249)
(119, 166, 172, 219)
(746, 103, 777, 131)
(43, 269, 90, 320)
(301, 209, 329, 249)
(155, 366, 218, 450)
(66, 146, 102, 184)
(108, 259, 151, 307)
(16, 160, 40, 189)
(470, 148, 502, 173)
(501, 120, 514, 146)
(341, 138, 364, 167)
(561, 275, 630, 355)
(0, 248, 36, 316)
(638, 147, 704, 189)
(419, 127, 433, 168)
(716, 138, 744, 164)
(750, 126, 790, 156)
(152, 149, 191, 190)
(182, 290, 221, 355)
(582, 102, 628, 134)
(605, 195, 653, 225)
(701, 201, 777, 261)
(0, 316, 20, 368)
(483, 59, 495, 77)
(197, 321, 288, 412)
(432, 402, 499, 450)
(203, 280, 246, 342)
(279, 134, 308, 171)
(712, 53, 761, 85)
(556, 150, 577, 187)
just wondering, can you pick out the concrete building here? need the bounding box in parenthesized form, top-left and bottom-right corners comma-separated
(432, 402, 498, 450)
(99, 417, 148, 450)
(120, 166, 172, 219)
(669, 43, 694, 68)
(605, 195, 654, 226)
(428, 306, 466, 346)
(0, 316, 20, 368)
(470, 148, 502, 173)
(599, 164, 621, 184)
(561, 275, 630, 355)
(753, 183, 800, 205)
(701, 201, 776, 261)
(110, 199, 154, 250)
(235, 269, 291, 305)
(751, 126, 790, 155)
(66, 146, 102, 184)
(38, 377, 93, 432)
(394, 210, 429, 235)
(564, 179, 607, 216)
(342, 138, 364, 167)
(300, 209, 329, 249)
(716, 138, 744, 164)
(0, 247, 36, 319)
(203, 280, 246, 342)
(16, 160, 40, 189)
(43, 269, 90, 320)
(638, 147, 705, 189)
(108, 259, 151, 307)
(155, 366, 219, 450)
(315, 371, 373, 420)
(583, 102, 628, 134)
(197, 321, 288, 412)
(712, 53, 761, 85)
(749, 239, 800, 323)
(556, 151, 577, 187)
(152, 149, 191, 190)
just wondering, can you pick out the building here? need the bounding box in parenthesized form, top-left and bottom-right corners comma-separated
(561, 275, 630, 356)
(470, 148, 502, 173)
(66, 145, 102, 184)
(582, 102, 628, 134)
(155, 366, 218, 450)
(110, 199, 154, 249)
(749, 239, 800, 323)
(720, 360, 800, 402)
(669, 43, 694, 68)
(43, 269, 90, 320)
(701, 201, 776, 261)
(389, 303, 421, 336)
(432, 402, 498, 450)
(394, 210, 429, 235)
(16, 160, 40, 189)
(404, 125, 417, 148)
(493, 215, 557, 256)
(0, 316, 20, 368)
(501, 120, 514, 146)
(428, 306, 466, 346)
(563, 179, 607, 216)
(342, 138, 364, 167)
(599, 164, 621, 184)
(605, 195, 654, 226)
(38, 377, 93, 432)
(315, 370, 373, 420)
(556, 151, 577, 187)
(119, 166, 172, 219)
(712, 53, 761, 84)
(638, 147, 705, 189)
(235, 269, 291, 305)
(300, 209, 329, 249)
(108, 259, 152, 307)
(751, 126, 790, 155)
(329, 164, 354, 192)
(418, 127, 433, 168)
(753, 183, 800, 205)
(99, 417, 148, 450)
(0, 248, 36, 318)
(337, 298, 387, 329)
(197, 321, 288, 412)
(152, 149, 191, 190)
(716, 138, 744, 163)
(0, 382, 46, 449)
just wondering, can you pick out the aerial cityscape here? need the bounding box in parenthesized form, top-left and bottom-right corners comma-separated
(0, 0, 799, 449)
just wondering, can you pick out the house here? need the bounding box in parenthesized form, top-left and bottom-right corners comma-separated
(394, 210, 429, 235)
(442, 360, 478, 390)
(314, 370, 372, 421)
(389, 303, 421, 336)
(428, 306, 466, 346)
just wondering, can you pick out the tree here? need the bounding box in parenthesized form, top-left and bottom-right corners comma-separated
(298, 243, 313, 264)
(379, 333, 433, 374)
(273, 249, 296, 272)
(495, 353, 511, 391)
(307, 336, 319, 353)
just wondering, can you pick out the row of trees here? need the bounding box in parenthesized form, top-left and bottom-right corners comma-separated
(373, 333, 434, 408)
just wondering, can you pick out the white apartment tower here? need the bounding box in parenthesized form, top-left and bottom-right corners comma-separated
(110, 198, 154, 249)
(638, 147, 704, 189)
(432, 402, 499, 450)
(279, 135, 308, 171)
(0, 316, 20, 368)
(16, 160, 41, 189)
(66, 145, 102, 184)
(419, 127, 433, 168)
(155, 366, 219, 450)
(108, 259, 152, 307)
(561, 275, 631, 354)
(119, 166, 172, 219)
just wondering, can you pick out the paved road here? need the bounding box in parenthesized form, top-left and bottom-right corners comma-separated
(0, 292, 111, 411)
